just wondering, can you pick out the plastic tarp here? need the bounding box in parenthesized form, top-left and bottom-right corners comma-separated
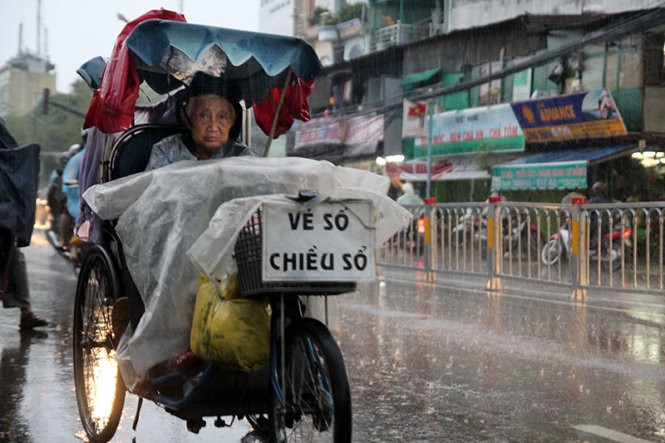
(83, 156, 411, 374)
(0, 118, 40, 247)
(83, 9, 186, 133)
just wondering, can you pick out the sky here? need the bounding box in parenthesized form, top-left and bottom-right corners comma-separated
(0, 0, 260, 93)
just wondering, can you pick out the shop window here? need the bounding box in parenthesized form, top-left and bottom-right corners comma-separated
(643, 33, 664, 86)
(477, 61, 502, 105)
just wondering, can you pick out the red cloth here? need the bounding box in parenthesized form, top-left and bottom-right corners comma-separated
(252, 77, 314, 139)
(83, 9, 186, 133)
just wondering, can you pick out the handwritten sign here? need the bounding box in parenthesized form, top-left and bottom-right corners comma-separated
(262, 200, 375, 281)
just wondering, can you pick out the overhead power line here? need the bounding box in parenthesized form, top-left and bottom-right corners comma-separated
(408, 7, 665, 103)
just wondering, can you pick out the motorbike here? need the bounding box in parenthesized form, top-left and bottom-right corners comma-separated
(588, 226, 633, 266)
(451, 208, 487, 252)
(541, 216, 572, 266)
(452, 207, 542, 259)
(502, 208, 544, 259)
(541, 213, 632, 269)
(45, 178, 88, 267)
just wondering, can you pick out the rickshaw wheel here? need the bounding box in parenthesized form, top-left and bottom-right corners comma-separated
(269, 318, 351, 443)
(73, 245, 126, 442)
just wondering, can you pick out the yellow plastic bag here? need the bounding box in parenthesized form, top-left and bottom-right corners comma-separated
(190, 275, 270, 372)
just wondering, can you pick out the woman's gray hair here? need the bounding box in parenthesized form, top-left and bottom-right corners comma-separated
(184, 94, 237, 122)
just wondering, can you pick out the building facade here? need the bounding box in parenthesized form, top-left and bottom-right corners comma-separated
(0, 53, 55, 117)
(288, 0, 665, 202)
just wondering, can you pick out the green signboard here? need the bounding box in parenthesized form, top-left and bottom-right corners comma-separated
(491, 161, 587, 191)
(414, 103, 524, 158)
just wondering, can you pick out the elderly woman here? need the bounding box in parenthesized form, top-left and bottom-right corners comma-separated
(116, 72, 255, 370)
(145, 71, 252, 170)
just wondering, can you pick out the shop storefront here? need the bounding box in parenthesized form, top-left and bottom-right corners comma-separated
(406, 88, 637, 200)
(291, 112, 384, 167)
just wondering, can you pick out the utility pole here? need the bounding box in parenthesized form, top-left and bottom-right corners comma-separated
(37, 0, 42, 56)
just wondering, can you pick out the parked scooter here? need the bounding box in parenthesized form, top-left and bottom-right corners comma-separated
(541, 216, 572, 266)
(452, 208, 486, 248)
(588, 227, 633, 266)
(541, 213, 632, 269)
(503, 208, 544, 259)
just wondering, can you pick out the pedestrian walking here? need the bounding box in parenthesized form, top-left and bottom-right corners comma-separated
(0, 117, 48, 330)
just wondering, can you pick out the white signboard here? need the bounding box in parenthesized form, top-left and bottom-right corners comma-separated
(262, 200, 375, 281)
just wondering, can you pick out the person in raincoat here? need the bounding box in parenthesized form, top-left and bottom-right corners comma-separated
(145, 71, 252, 170)
(0, 117, 47, 330)
(120, 72, 254, 370)
(396, 182, 425, 206)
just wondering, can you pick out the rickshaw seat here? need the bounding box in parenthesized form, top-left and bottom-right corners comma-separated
(110, 124, 181, 180)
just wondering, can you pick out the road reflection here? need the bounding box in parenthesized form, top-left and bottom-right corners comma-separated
(341, 275, 665, 441)
(0, 330, 47, 440)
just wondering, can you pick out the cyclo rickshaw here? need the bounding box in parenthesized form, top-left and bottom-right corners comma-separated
(72, 10, 409, 443)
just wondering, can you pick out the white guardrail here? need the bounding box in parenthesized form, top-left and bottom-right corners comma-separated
(379, 200, 665, 297)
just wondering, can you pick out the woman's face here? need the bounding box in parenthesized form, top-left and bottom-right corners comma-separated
(186, 94, 236, 159)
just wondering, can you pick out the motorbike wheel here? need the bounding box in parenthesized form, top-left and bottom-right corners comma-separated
(73, 246, 125, 442)
(608, 242, 626, 271)
(269, 318, 351, 443)
(541, 239, 562, 266)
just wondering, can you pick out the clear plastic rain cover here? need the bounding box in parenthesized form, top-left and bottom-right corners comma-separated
(83, 156, 411, 374)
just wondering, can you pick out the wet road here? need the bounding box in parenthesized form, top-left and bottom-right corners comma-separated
(344, 269, 665, 442)
(3, 231, 665, 441)
(0, 233, 252, 442)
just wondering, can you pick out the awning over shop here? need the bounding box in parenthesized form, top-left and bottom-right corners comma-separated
(386, 158, 452, 181)
(491, 145, 637, 191)
(435, 155, 489, 181)
(388, 154, 519, 182)
(401, 68, 441, 89)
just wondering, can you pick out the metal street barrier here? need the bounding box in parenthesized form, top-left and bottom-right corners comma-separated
(380, 201, 665, 297)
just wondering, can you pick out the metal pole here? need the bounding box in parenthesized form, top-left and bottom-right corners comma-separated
(424, 98, 434, 281)
(263, 69, 293, 157)
(571, 197, 588, 300)
(486, 195, 503, 291)
(426, 98, 433, 200)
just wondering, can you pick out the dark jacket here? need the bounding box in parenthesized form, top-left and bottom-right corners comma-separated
(0, 118, 40, 247)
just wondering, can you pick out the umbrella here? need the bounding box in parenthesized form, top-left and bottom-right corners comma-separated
(84, 12, 322, 150)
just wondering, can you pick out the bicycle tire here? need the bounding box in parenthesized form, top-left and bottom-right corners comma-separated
(73, 245, 125, 442)
(269, 318, 352, 443)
